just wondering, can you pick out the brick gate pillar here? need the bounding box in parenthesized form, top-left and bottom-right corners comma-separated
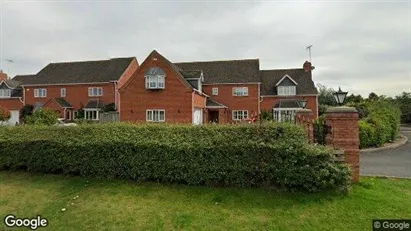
(325, 106, 360, 182)
(296, 109, 314, 143)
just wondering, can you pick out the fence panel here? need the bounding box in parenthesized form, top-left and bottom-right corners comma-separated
(99, 112, 119, 123)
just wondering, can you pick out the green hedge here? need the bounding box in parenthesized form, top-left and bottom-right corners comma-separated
(0, 123, 351, 192)
(358, 100, 401, 148)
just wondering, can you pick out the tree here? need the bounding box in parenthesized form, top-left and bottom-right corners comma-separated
(395, 92, 411, 123)
(24, 108, 59, 125)
(368, 92, 379, 101)
(0, 106, 11, 123)
(20, 104, 34, 122)
(317, 83, 337, 106)
(345, 94, 364, 104)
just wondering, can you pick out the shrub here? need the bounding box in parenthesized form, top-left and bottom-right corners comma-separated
(0, 123, 351, 193)
(357, 100, 401, 148)
(20, 104, 34, 121)
(24, 108, 59, 125)
(260, 110, 273, 121)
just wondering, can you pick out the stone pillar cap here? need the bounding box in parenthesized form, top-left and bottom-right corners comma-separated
(326, 106, 357, 113)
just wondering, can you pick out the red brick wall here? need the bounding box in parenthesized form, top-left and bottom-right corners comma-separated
(23, 83, 115, 111)
(260, 95, 318, 119)
(119, 52, 194, 123)
(193, 92, 206, 108)
(202, 84, 259, 123)
(0, 98, 23, 110)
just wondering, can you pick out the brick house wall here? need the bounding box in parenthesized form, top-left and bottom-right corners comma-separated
(0, 98, 23, 110)
(119, 51, 196, 123)
(260, 95, 318, 119)
(203, 84, 259, 123)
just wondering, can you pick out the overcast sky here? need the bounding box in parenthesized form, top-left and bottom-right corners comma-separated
(0, 0, 410, 97)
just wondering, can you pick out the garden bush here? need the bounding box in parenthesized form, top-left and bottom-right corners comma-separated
(24, 108, 59, 125)
(0, 123, 351, 192)
(357, 100, 401, 148)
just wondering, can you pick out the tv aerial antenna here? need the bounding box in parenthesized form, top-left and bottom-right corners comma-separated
(306, 45, 313, 62)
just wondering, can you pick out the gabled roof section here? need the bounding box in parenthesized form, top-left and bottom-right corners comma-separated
(43, 98, 73, 108)
(120, 50, 193, 91)
(174, 59, 260, 84)
(260, 68, 318, 95)
(0, 79, 21, 89)
(206, 98, 227, 108)
(84, 99, 105, 109)
(275, 74, 298, 86)
(180, 70, 202, 79)
(20, 57, 135, 85)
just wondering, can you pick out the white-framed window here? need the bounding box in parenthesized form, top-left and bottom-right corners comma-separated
(61, 88, 66, 97)
(84, 110, 100, 120)
(146, 109, 165, 122)
(277, 86, 296, 96)
(212, 87, 218, 95)
(145, 76, 165, 89)
(34, 88, 47, 98)
(232, 87, 248, 96)
(273, 109, 297, 122)
(88, 87, 103, 97)
(232, 110, 248, 120)
(0, 89, 11, 98)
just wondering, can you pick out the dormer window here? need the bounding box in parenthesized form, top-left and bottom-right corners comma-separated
(275, 75, 298, 96)
(145, 67, 166, 89)
(0, 89, 11, 98)
(277, 86, 296, 96)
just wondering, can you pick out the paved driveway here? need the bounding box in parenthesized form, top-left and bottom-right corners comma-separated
(360, 127, 411, 178)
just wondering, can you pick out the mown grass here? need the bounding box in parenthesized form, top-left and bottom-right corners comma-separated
(0, 171, 410, 231)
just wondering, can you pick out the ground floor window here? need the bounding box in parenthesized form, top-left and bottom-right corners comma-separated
(232, 110, 248, 120)
(273, 109, 297, 122)
(84, 110, 100, 120)
(146, 109, 165, 122)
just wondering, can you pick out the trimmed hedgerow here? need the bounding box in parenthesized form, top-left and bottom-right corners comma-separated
(0, 123, 351, 192)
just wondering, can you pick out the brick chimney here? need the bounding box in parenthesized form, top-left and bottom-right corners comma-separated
(0, 70, 7, 81)
(303, 61, 315, 72)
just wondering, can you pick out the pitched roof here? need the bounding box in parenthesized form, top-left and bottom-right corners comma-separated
(179, 70, 202, 79)
(55, 98, 73, 108)
(273, 99, 302, 108)
(174, 59, 260, 84)
(1, 79, 22, 89)
(260, 69, 318, 95)
(19, 58, 135, 85)
(12, 74, 36, 83)
(84, 99, 105, 109)
(206, 98, 227, 108)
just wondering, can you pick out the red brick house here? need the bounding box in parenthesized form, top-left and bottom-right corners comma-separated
(119, 50, 318, 124)
(119, 50, 207, 124)
(0, 71, 25, 125)
(5, 57, 138, 122)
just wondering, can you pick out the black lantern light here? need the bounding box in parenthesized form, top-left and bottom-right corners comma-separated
(333, 87, 348, 106)
(299, 100, 308, 109)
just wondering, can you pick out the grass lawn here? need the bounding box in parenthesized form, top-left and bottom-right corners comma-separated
(1, 171, 410, 231)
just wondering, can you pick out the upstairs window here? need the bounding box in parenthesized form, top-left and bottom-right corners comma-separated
(277, 86, 296, 96)
(212, 87, 218, 95)
(146, 109, 165, 122)
(88, 87, 103, 97)
(145, 67, 166, 89)
(0, 89, 11, 98)
(232, 87, 248, 96)
(34, 89, 47, 98)
(61, 88, 66, 97)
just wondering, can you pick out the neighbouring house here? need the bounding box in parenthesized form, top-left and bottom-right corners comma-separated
(0, 70, 25, 125)
(119, 50, 207, 124)
(119, 50, 318, 124)
(9, 57, 138, 121)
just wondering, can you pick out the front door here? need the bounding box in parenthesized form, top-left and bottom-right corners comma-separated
(193, 108, 203, 125)
(209, 110, 219, 123)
